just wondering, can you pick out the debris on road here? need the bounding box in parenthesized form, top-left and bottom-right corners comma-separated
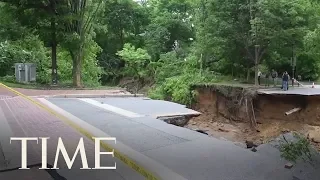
(251, 147, 257, 152)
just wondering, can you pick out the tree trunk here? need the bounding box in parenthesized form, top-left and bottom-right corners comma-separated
(231, 67, 234, 78)
(254, 45, 259, 86)
(51, 17, 58, 85)
(247, 67, 250, 82)
(72, 52, 82, 88)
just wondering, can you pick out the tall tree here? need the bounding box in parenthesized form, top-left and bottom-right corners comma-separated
(0, 0, 66, 85)
(0, 0, 104, 87)
(191, 0, 316, 83)
(95, 0, 149, 83)
(60, 0, 104, 87)
(145, 0, 194, 60)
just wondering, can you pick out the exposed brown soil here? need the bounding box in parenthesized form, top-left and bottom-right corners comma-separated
(118, 77, 153, 94)
(187, 85, 320, 149)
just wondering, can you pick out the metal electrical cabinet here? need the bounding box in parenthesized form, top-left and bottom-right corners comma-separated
(14, 63, 37, 83)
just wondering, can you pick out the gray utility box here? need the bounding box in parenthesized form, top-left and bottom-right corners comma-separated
(14, 63, 37, 83)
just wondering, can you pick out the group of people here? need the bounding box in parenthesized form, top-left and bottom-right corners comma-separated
(257, 69, 297, 91)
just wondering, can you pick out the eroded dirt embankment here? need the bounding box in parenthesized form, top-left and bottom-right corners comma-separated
(186, 85, 320, 147)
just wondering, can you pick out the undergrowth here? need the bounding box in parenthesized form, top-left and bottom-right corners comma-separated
(148, 72, 220, 105)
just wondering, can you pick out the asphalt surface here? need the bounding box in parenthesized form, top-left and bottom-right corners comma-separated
(0, 96, 144, 180)
(45, 97, 320, 180)
(258, 86, 320, 95)
(0, 143, 5, 170)
(95, 97, 200, 117)
(258, 79, 320, 95)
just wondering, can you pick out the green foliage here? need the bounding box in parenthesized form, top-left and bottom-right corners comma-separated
(96, 0, 149, 83)
(117, 43, 151, 80)
(149, 71, 218, 105)
(57, 39, 103, 87)
(0, 75, 15, 83)
(148, 50, 220, 105)
(152, 51, 183, 82)
(57, 49, 72, 83)
(82, 39, 103, 87)
(1, 0, 320, 92)
(279, 133, 313, 164)
(0, 35, 51, 83)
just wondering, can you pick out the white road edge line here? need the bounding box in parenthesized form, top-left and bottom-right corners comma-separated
(38, 98, 187, 180)
(78, 98, 145, 118)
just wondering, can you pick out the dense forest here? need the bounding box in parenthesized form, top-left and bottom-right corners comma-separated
(0, 0, 320, 104)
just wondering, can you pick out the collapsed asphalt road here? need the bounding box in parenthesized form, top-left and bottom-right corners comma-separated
(42, 97, 320, 180)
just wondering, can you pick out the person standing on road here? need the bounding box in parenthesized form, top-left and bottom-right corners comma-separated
(271, 69, 278, 87)
(282, 71, 289, 91)
(258, 70, 262, 86)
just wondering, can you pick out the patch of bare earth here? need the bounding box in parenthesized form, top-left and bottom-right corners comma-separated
(187, 115, 314, 145)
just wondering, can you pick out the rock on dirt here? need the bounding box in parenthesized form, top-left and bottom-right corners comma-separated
(218, 128, 229, 132)
(245, 140, 258, 148)
(251, 147, 257, 152)
(308, 128, 320, 143)
(282, 129, 290, 133)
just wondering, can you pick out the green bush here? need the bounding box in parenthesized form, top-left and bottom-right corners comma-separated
(0, 35, 51, 84)
(149, 71, 219, 105)
(0, 75, 15, 83)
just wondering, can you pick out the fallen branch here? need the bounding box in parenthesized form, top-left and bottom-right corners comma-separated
(285, 108, 302, 116)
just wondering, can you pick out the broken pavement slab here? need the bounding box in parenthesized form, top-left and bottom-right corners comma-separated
(46, 97, 320, 180)
(257, 87, 320, 96)
(79, 97, 201, 119)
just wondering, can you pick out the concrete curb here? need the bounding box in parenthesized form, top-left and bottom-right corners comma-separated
(32, 94, 145, 98)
